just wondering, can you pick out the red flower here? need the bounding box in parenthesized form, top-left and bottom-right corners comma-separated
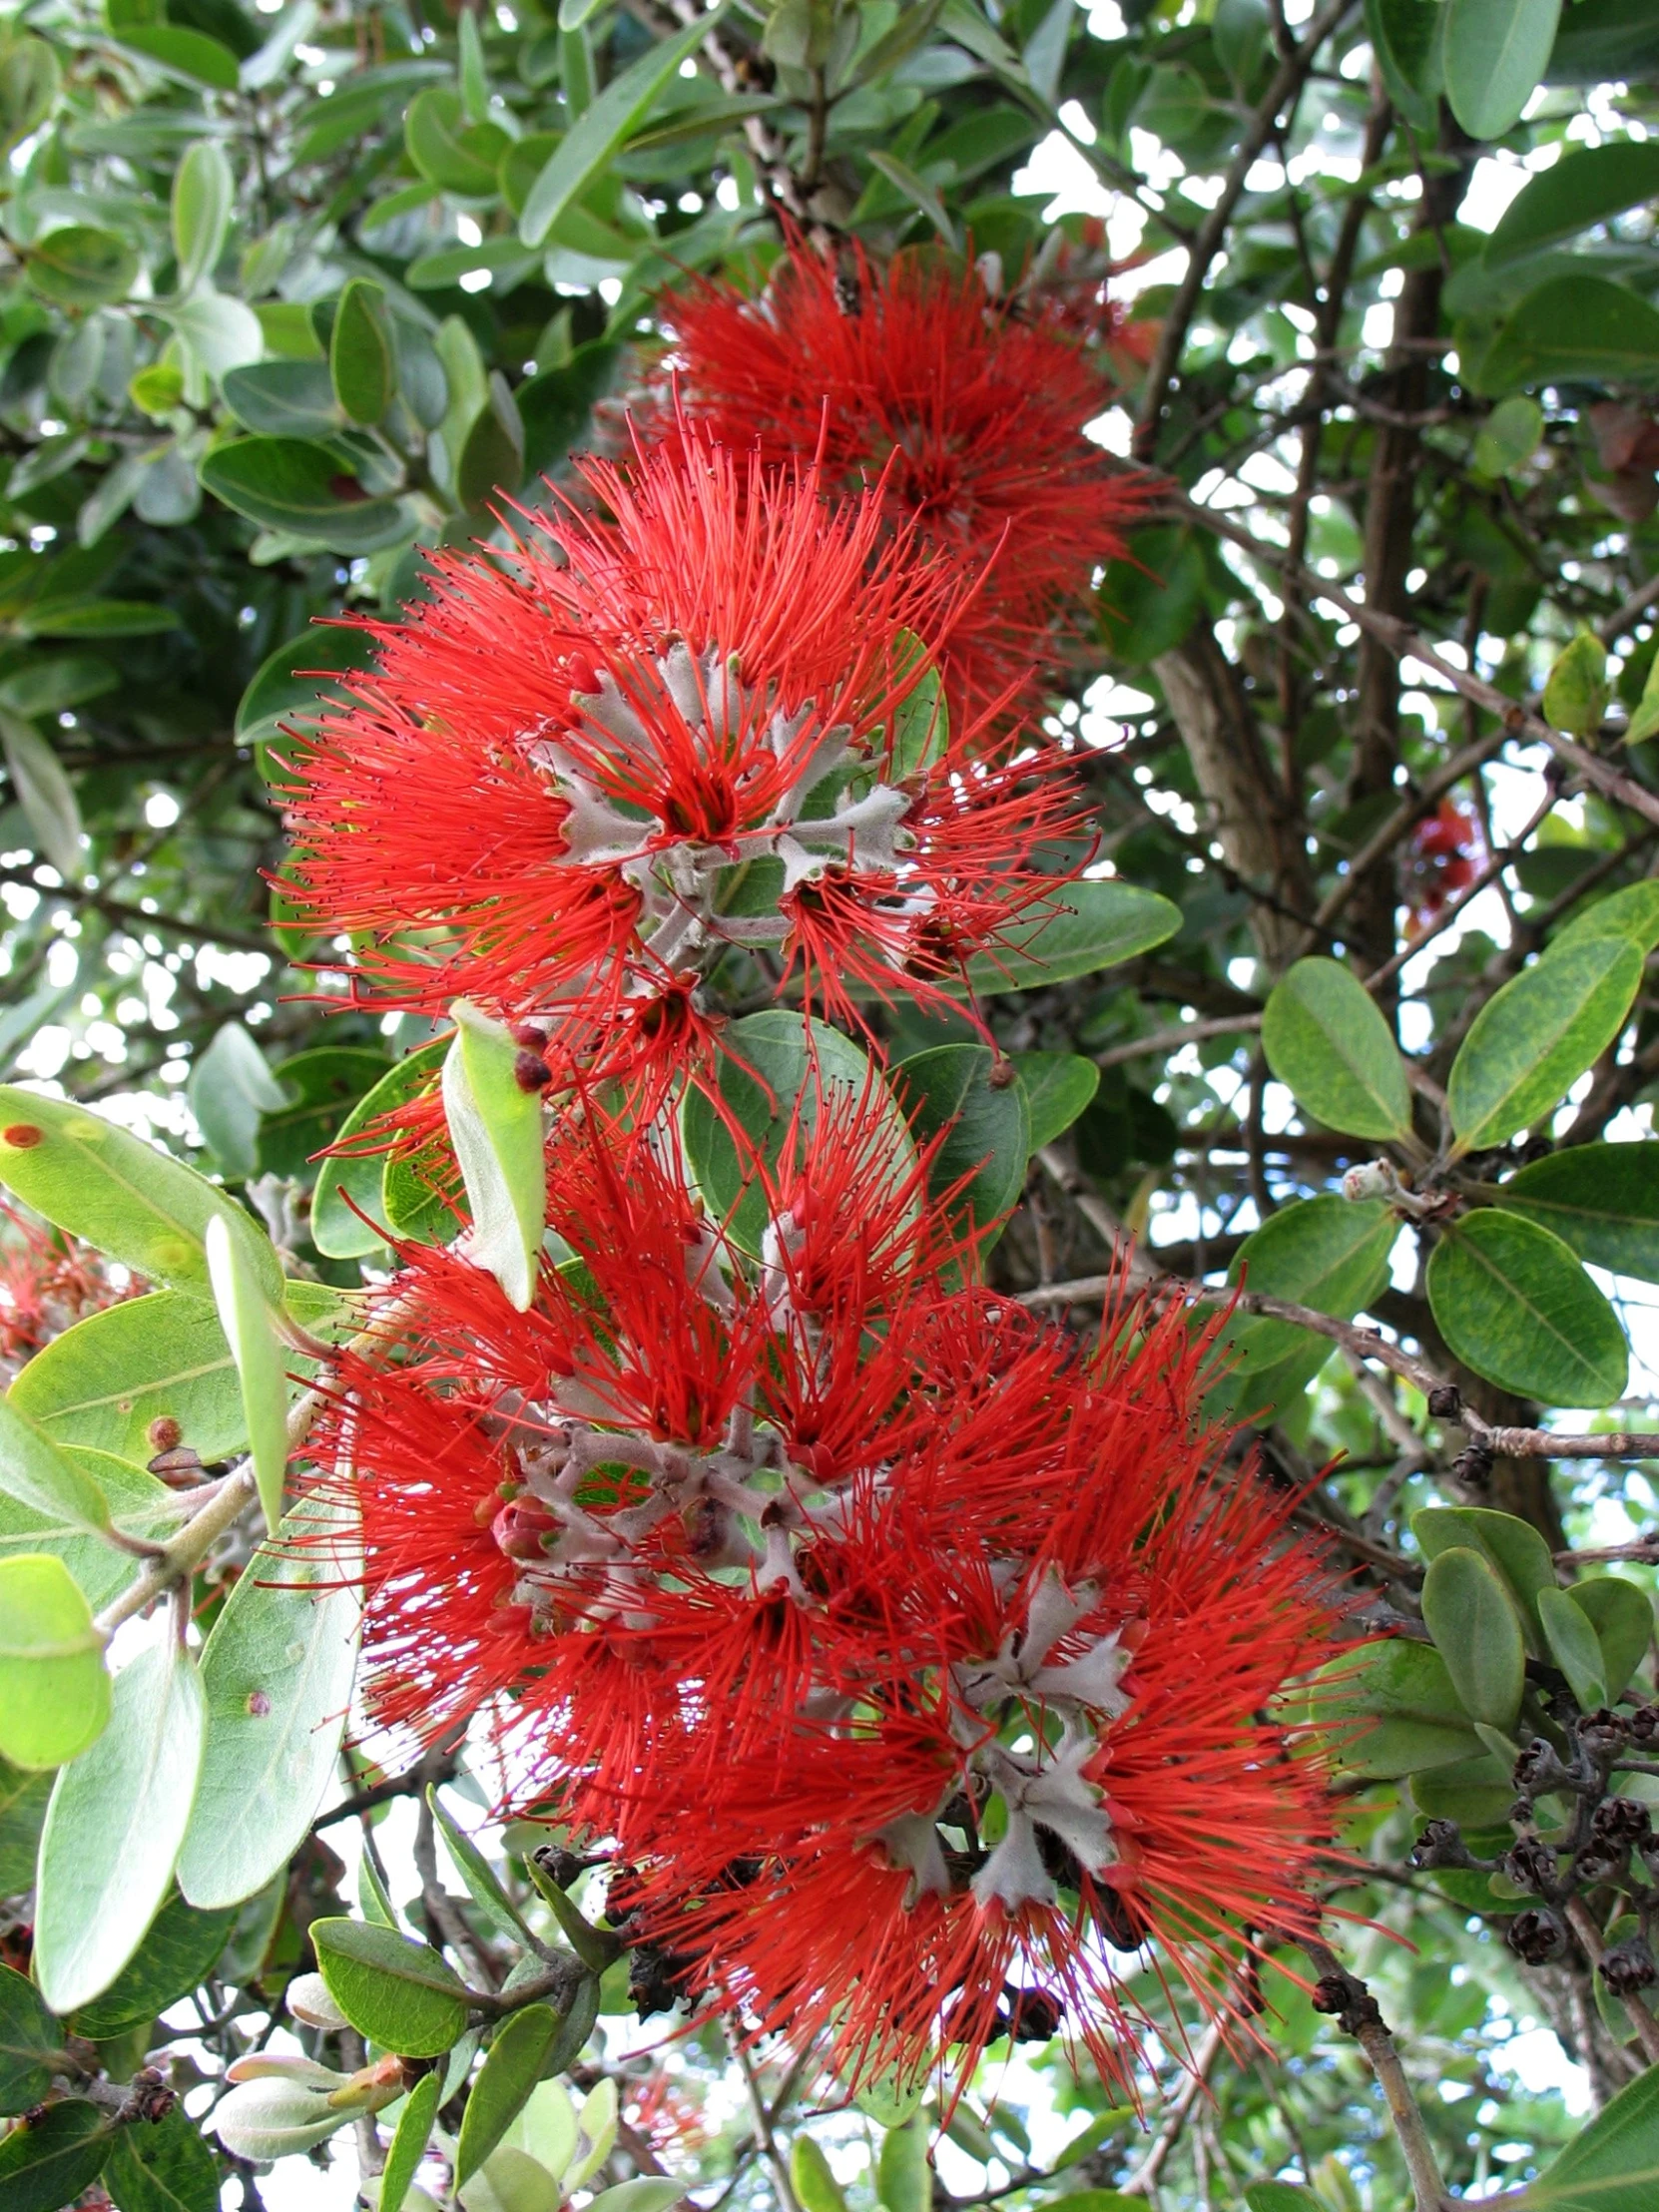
(1403, 800, 1484, 933)
(279, 437, 1064, 1061)
(1, 1203, 139, 1379)
(313, 1110, 1343, 2092)
(655, 240, 1158, 719)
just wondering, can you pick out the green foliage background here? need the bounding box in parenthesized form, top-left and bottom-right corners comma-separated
(7, 0, 1659, 2207)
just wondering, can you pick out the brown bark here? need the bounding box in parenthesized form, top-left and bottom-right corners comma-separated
(1154, 625, 1315, 974)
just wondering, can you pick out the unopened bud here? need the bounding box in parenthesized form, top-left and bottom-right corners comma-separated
(513, 1049, 553, 1093)
(148, 1415, 182, 1452)
(214, 2066, 356, 2161)
(284, 1971, 350, 2030)
(1342, 1161, 1394, 1203)
(492, 1496, 558, 1561)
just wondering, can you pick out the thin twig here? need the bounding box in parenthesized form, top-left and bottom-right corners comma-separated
(1564, 1897, 1659, 2067)
(1299, 1939, 1449, 2212)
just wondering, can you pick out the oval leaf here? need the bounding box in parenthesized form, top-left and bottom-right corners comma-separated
(0, 1553, 110, 1771)
(0, 1392, 111, 1537)
(1222, 1195, 1397, 1376)
(457, 2004, 562, 2184)
(311, 1918, 470, 2057)
(1446, 933, 1643, 1151)
(0, 1086, 283, 1301)
(34, 1639, 208, 2012)
(381, 2070, 443, 2212)
(312, 1038, 447, 1259)
(1420, 1546, 1526, 1735)
(1444, 0, 1562, 140)
(1494, 1141, 1659, 1282)
(443, 1002, 546, 1315)
(1412, 1504, 1558, 1654)
(1537, 1583, 1608, 1713)
(9, 1290, 247, 1464)
(1567, 1577, 1654, 1705)
(0, 1962, 60, 2117)
(1261, 957, 1410, 1141)
(1425, 1209, 1628, 1407)
(1012, 1051, 1099, 1152)
(893, 1044, 1030, 1241)
(0, 2099, 111, 2212)
(204, 1212, 289, 1533)
(177, 1492, 361, 1911)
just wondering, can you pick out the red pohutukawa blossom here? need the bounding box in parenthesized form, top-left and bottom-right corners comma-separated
(279, 437, 1079, 1066)
(654, 239, 1158, 718)
(1403, 799, 1485, 934)
(312, 1103, 1343, 2093)
(1, 1202, 138, 1382)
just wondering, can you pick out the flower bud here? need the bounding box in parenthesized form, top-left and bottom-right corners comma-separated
(284, 1971, 350, 2031)
(214, 2076, 355, 2161)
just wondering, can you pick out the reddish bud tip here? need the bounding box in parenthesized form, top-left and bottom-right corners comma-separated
(513, 1050, 553, 1093)
(148, 1416, 183, 1452)
(492, 1497, 558, 1560)
(327, 473, 370, 504)
(510, 1023, 549, 1052)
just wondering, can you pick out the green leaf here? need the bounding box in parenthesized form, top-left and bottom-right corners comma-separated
(311, 1917, 471, 2057)
(1477, 274, 1659, 393)
(258, 1045, 394, 1177)
(0, 34, 62, 150)
(1308, 1639, 1482, 1778)
(962, 879, 1180, 994)
(0, 1085, 283, 1301)
(190, 1020, 288, 1181)
(70, 1889, 237, 2036)
(0, 1392, 113, 1538)
(1445, 933, 1643, 1151)
(1261, 957, 1411, 1142)
(875, 2117, 931, 2212)
(16, 598, 180, 640)
(1554, 880, 1659, 955)
(9, 1290, 245, 1464)
(1444, 0, 1561, 140)
(1099, 524, 1209, 663)
(1362, 0, 1441, 129)
(102, 2103, 221, 2212)
(25, 225, 137, 307)
(517, 339, 621, 480)
(1222, 1195, 1397, 1375)
(587, 2186, 686, 2212)
(1522, 2058, 1659, 2208)
(1245, 2189, 1325, 2212)
(430, 1789, 534, 1946)
(457, 2004, 563, 2184)
(222, 358, 341, 438)
(177, 1491, 361, 1911)
(0, 1554, 110, 1770)
(519, 4, 732, 247)
(0, 1446, 178, 1614)
(443, 1001, 547, 1314)
(1538, 1583, 1608, 1712)
(793, 2137, 849, 2212)
(1412, 1505, 1559, 1653)
(1012, 1051, 1099, 1152)
(330, 277, 397, 427)
(312, 1038, 448, 1258)
(0, 2100, 111, 2212)
(457, 370, 526, 512)
(199, 437, 406, 550)
(1489, 140, 1659, 264)
(681, 1010, 915, 1256)
(1543, 632, 1610, 737)
(463, 2148, 563, 2212)
(894, 1045, 1029, 1239)
(1628, 652, 1659, 747)
(0, 714, 83, 879)
(113, 24, 242, 89)
(171, 139, 233, 293)
(34, 1639, 207, 2012)
(0, 1962, 60, 2116)
(1421, 1546, 1526, 1735)
(405, 85, 506, 193)
(1474, 393, 1544, 476)
(1426, 1209, 1628, 1406)
(0, 1756, 52, 1890)
(1495, 1142, 1659, 1281)
(237, 618, 377, 756)
(1567, 1577, 1654, 1702)
(204, 1212, 288, 1532)
(380, 2070, 443, 2212)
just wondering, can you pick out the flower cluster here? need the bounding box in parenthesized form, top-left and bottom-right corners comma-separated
(314, 1098, 1341, 2091)
(286, 235, 1341, 2097)
(1, 1202, 136, 1382)
(653, 239, 1156, 722)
